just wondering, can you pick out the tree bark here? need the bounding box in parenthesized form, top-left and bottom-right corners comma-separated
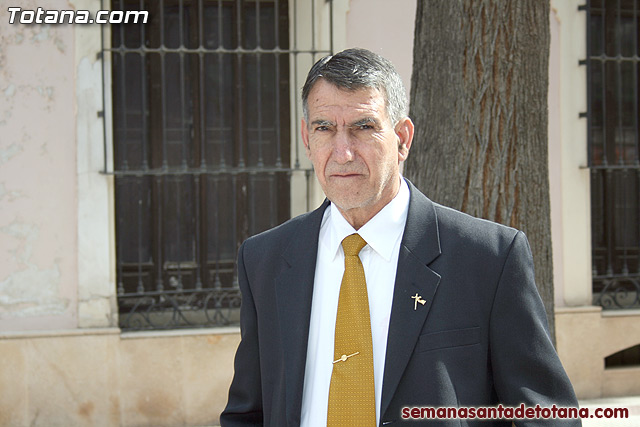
(406, 0, 555, 341)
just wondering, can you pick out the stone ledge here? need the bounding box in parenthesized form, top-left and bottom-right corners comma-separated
(555, 305, 602, 315)
(0, 326, 242, 341)
(601, 309, 640, 318)
(120, 326, 241, 339)
(0, 327, 121, 340)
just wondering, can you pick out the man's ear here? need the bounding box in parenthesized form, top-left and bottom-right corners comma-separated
(395, 117, 414, 162)
(301, 118, 311, 156)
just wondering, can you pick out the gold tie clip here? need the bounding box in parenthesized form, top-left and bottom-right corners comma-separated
(333, 351, 360, 364)
(412, 293, 426, 310)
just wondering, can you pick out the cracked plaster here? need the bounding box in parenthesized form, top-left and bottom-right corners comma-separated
(0, 222, 69, 317)
(0, 0, 78, 329)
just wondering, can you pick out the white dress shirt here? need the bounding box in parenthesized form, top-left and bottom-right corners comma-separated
(300, 178, 410, 427)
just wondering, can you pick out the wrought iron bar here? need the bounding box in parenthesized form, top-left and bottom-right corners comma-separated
(217, 0, 226, 169)
(160, 0, 168, 171)
(602, 0, 609, 167)
(585, 164, 640, 170)
(270, 172, 276, 228)
(605, 169, 614, 276)
(198, 0, 206, 172)
(274, 0, 282, 168)
(637, 170, 640, 276)
(175, 177, 184, 291)
(293, 0, 300, 169)
(249, 174, 255, 234)
(140, 1, 149, 172)
(107, 166, 310, 176)
(137, 177, 144, 293)
(179, 0, 189, 170)
(213, 176, 223, 289)
(195, 175, 203, 290)
(635, 0, 640, 165)
(191, 0, 204, 291)
(117, 177, 125, 295)
(615, 0, 623, 168)
(232, 172, 238, 280)
(255, 0, 264, 168)
(236, 0, 245, 168)
(104, 46, 328, 55)
(118, 19, 129, 171)
(155, 175, 164, 291)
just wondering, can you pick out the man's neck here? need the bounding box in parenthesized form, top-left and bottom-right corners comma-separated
(335, 176, 402, 230)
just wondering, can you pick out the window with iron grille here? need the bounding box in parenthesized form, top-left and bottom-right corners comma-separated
(585, 0, 640, 309)
(105, 0, 331, 330)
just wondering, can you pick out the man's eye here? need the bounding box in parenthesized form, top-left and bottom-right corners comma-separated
(315, 126, 329, 132)
(359, 124, 373, 130)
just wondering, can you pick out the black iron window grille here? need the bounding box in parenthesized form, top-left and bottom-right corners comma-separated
(104, 0, 332, 330)
(584, 0, 640, 309)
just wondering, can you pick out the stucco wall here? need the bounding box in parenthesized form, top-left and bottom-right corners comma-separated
(345, 0, 416, 101)
(0, 0, 78, 330)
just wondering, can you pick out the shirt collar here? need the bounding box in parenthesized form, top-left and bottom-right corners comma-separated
(326, 177, 410, 262)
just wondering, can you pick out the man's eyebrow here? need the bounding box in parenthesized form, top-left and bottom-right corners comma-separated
(351, 117, 380, 127)
(310, 119, 334, 127)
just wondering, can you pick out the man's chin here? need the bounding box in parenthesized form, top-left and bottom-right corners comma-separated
(328, 194, 375, 214)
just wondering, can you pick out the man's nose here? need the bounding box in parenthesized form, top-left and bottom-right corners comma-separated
(332, 129, 355, 164)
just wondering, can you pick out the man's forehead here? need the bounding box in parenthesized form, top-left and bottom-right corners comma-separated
(307, 79, 384, 102)
(306, 81, 387, 117)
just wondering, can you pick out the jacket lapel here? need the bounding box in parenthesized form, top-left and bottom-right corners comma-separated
(380, 180, 442, 418)
(275, 200, 329, 426)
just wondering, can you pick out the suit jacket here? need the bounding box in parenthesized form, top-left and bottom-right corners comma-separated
(221, 180, 580, 426)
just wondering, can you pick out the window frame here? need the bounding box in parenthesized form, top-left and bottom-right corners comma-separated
(103, 0, 334, 330)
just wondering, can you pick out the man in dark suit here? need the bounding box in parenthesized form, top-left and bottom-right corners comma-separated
(221, 48, 580, 426)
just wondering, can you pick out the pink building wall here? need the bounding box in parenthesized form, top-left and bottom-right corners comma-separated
(0, 1, 78, 330)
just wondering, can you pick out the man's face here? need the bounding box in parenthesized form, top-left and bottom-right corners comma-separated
(302, 79, 413, 226)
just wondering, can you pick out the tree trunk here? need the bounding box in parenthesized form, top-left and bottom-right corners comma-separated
(406, 0, 555, 341)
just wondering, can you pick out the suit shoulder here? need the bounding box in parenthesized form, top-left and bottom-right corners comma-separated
(242, 203, 326, 253)
(433, 203, 518, 234)
(432, 202, 522, 253)
(405, 179, 519, 245)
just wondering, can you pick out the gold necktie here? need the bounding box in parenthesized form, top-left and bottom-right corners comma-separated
(327, 233, 376, 426)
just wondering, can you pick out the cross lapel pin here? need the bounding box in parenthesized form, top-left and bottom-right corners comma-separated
(411, 293, 426, 310)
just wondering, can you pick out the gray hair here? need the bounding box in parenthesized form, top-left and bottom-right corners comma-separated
(301, 48, 409, 126)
